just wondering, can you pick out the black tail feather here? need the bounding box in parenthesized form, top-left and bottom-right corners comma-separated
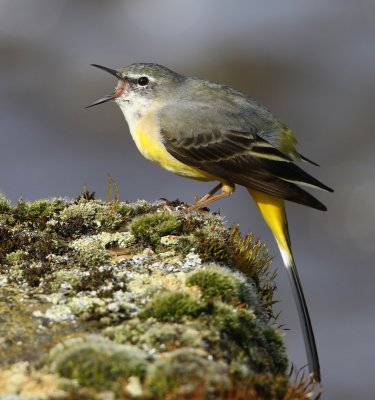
(285, 254, 321, 383)
(299, 153, 320, 167)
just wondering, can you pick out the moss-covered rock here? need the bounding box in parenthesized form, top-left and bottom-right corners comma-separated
(129, 212, 183, 249)
(187, 265, 253, 304)
(0, 196, 315, 399)
(139, 290, 205, 322)
(144, 348, 229, 399)
(49, 335, 147, 390)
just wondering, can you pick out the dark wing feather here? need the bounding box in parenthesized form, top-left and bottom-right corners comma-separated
(167, 139, 328, 210)
(159, 101, 332, 210)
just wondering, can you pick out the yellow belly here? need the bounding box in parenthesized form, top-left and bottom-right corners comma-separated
(133, 127, 215, 181)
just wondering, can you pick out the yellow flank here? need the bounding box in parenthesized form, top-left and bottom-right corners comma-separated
(130, 109, 216, 181)
(248, 189, 290, 253)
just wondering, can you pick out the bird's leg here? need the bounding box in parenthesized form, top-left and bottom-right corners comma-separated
(194, 183, 223, 204)
(191, 183, 235, 210)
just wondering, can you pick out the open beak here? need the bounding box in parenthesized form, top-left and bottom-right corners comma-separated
(86, 64, 125, 108)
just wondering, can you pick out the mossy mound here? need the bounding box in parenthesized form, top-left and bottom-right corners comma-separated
(49, 335, 147, 390)
(0, 196, 313, 399)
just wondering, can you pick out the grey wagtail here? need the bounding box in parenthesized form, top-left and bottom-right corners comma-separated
(87, 62, 333, 382)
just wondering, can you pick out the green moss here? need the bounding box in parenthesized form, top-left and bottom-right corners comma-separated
(171, 235, 197, 256)
(129, 212, 183, 248)
(261, 327, 289, 373)
(194, 229, 230, 263)
(139, 291, 204, 322)
(105, 318, 203, 351)
(187, 267, 239, 303)
(13, 199, 66, 223)
(49, 335, 147, 390)
(193, 223, 276, 317)
(5, 250, 27, 265)
(227, 227, 275, 317)
(70, 241, 108, 267)
(0, 195, 11, 214)
(144, 323, 203, 351)
(52, 201, 107, 237)
(144, 348, 229, 399)
(116, 200, 157, 220)
(104, 317, 154, 345)
(189, 219, 274, 316)
(48, 269, 83, 292)
(186, 266, 260, 316)
(50, 199, 137, 238)
(0, 229, 68, 281)
(208, 303, 288, 375)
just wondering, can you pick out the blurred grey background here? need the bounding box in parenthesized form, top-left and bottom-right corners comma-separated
(1, 0, 374, 398)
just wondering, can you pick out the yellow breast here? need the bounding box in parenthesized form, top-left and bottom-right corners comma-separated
(130, 110, 215, 181)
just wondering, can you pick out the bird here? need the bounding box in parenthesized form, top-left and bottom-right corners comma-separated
(87, 62, 333, 382)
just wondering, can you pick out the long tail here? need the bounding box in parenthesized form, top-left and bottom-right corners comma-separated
(248, 189, 321, 383)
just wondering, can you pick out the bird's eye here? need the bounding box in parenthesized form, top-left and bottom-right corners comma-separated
(137, 76, 149, 86)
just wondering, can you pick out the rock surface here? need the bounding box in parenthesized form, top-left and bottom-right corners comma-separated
(0, 196, 311, 399)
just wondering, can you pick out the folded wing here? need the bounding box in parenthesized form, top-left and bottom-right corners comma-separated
(159, 103, 333, 210)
